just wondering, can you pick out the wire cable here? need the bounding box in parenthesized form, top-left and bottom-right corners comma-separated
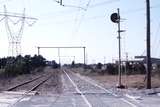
(151, 22, 160, 56)
(89, 0, 119, 8)
(153, 22, 160, 57)
(122, 3, 160, 15)
(0, 0, 12, 3)
(53, 0, 86, 11)
(72, 0, 82, 36)
(71, 0, 92, 37)
(62, 4, 86, 11)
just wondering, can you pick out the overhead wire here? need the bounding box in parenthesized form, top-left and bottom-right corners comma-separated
(71, 0, 92, 37)
(89, 0, 119, 8)
(53, 0, 86, 11)
(152, 22, 160, 57)
(26, 0, 32, 17)
(122, 3, 160, 15)
(61, 4, 86, 11)
(70, 0, 120, 37)
(151, 21, 159, 56)
(0, 0, 12, 3)
(53, 0, 120, 37)
(52, 0, 59, 4)
(121, 3, 160, 57)
(72, 0, 82, 37)
(42, 15, 105, 25)
(51, 0, 160, 59)
(150, 3, 160, 57)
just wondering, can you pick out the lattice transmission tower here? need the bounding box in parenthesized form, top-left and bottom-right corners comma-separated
(0, 5, 37, 56)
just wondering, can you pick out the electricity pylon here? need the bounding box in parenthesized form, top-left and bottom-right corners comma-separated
(0, 5, 38, 57)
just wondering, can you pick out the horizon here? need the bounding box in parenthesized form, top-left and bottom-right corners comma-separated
(0, 0, 160, 64)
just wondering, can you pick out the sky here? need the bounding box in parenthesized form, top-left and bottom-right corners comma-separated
(0, 0, 160, 64)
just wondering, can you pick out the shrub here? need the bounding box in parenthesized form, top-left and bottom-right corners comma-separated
(52, 60, 59, 69)
(106, 63, 118, 75)
(96, 63, 103, 69)
(0, 54, 46, 77)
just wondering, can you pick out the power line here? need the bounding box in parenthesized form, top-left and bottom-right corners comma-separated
(122, 3, 160, 15)
(72, 0, 83, 37)
(43, 15, 104, 25)
(71, 0, 92, 37)
(152, 22, 160, 56)
(61, 4, 87, 11)
(0, 0, 12, 3)
(89, 0, 119, 8)
(152, 23, 159, 55)
(53, 0, 87, 11)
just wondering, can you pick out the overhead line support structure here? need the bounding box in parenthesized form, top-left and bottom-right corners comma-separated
(37, 46, 86, 67)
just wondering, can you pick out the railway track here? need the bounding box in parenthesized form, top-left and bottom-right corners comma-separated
(62, 69, 141, 107)
(6, 74, 52, 93)
(5, 74, 53, 107)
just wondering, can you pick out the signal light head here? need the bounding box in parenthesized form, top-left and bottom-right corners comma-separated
(111, 13, 120, 23)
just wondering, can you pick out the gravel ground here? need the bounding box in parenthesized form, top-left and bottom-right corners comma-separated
(0, 70, 43, 91)
(1, 67, 159, 97)
(70, 68, 160, 96)
(61, 70, 77, 94)
(0, 67, 62, 95)
(67, 71, 105, 93)
(71, 68, 160, 88)
(36, 68, 62, 95)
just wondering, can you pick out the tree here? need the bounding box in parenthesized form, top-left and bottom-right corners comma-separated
(52, 60, 59, 69)
(107, 63, 118, 75)
(71, 61, 75, 68)
(96, 63, 103, 69)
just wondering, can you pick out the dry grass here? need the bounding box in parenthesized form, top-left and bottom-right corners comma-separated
(89, 74, 160, 89)
(71, 68, 160, 89)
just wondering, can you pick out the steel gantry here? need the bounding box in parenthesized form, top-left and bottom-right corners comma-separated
(37, 46, 86, 66)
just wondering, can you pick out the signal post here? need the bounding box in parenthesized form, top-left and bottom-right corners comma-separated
(111, 8, 125, 89)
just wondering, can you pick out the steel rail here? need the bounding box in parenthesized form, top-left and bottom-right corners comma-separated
(9, 75, 53, 107)
(30, 75, 52, 91)
(6, 75, 44, 91)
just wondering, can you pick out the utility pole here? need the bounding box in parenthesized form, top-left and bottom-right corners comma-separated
(146, 0, 151, 89)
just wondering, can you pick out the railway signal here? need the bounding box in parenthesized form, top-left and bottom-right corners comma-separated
(111, 8, 125, 89)
(111, 13, 120, 23)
